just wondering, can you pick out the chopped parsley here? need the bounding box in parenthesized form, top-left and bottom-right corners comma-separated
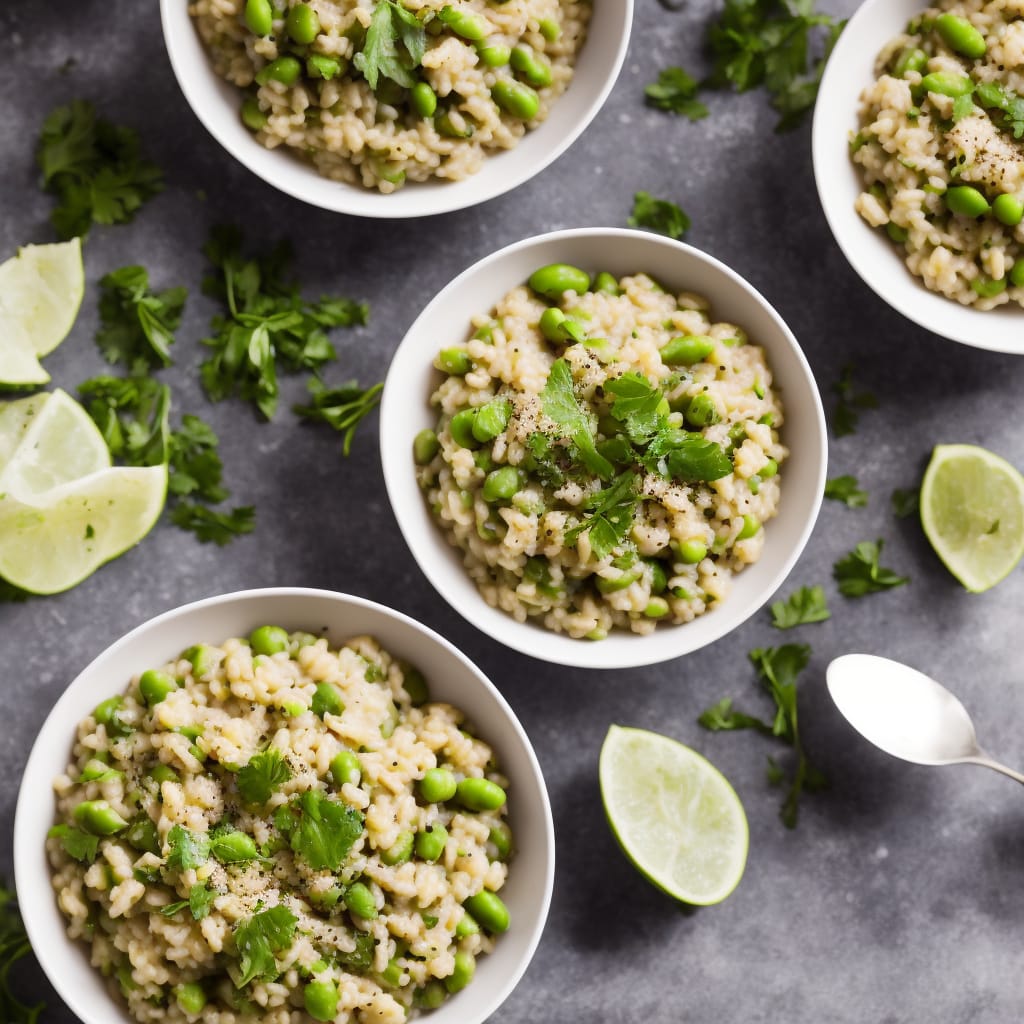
(287, 790, 364, 872)
(37, 100, 163, 239)
(770, 584, 830, 629)
(891, 487, 920, 519)
(337, 930, 376, 972)
(606, 372, 666, 444)
(540, 359, 614, 479)
(236, 749, 292, 805)
(47, 824, 100, 863)
(352, 0, 426, 90)
(833, 539, 909, 597)
(823, 474, 868, 507)
(0, 882, 43, 1023)
(564, 471, 639, 562)
(234, 905, 298, 987)
(294, 379, 384, 456)
(639, 429, 733, 482)
(169, 504, 256, 546)
(831, 363, 877, 438)
(628, 191, 691, 240)
(644, 66, 709, 120)
(160, 883, 216, 921)
(165, 824, 210, 872)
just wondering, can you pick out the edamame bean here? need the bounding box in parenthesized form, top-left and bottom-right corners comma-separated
(488, 823, 512, 860)
(438, 347, 473, 374)
(74, 800, 129, 836)
(304, 979, 339, 1022)
(344, 882, 378, 919)
(886, 222, 909, 243)
(593, 271, 621, 295)
(463, 890, 510, 933)
(936, 13, 987, 59)
(241, 97, 268, 131)
(415, 981, 447, 1009)
(126, 817, 161, 855)
(445, 951, 476, 993)
(244, 0, 274, 35)
(456, 777, 507, 811)
(993, 193, 1024, 226)
(477, 41, 511, 67)
(528, 263, 590, 300)
(482, 466, 521, 502)
(379, 958, 404, 988)
(946, 185, 991, 218)
(644, 597, 670, 618)
(415, 823, 448, 861)
(410, 81, 438, 117)
(660, 334, 715, 365)
(212, 830, 258, 863)
(645, 559, 668, 594)
(255, 56, 302, 87)
(438, 5, 489, 40)
(1010, 260, 1024, 287)
(538, 17, 560, 41)
(971, 275, 1007, 297)
(139, 670, 178, 707)
(419, 767, 458, 803)
(737, 514, 761, 540)
(381, 831, 414, 865)
(760, 458, 779, 478)
(414, 428, 440, 465)
(454, 911, 479, 937)
(93, 696, 128, 735)
(184, 644, 219, 678)
(472, 398, 511, 442)
(175, 982, 207, 1016)
(287, 3, 321, 44)
(307, 54, 343, 80)
(674, 539, 707, 564)
(312, 681, 344, 718)
(892, 46, 927, 77)
(538, 306, 586, 343)
(250, 625, 289, 655)
(435, 108, 475, 137)
(919, 71, 973, 97)
(492, 78, 541, 120)
(510, 45, 553, 88)
(449, 408, 480, 448)
(148, 763, 180, 786)
(685, 392, 721, 428)
(330, 749, 362, 787)
(595, 565, 642, 593)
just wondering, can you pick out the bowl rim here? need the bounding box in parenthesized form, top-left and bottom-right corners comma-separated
(812, 0, 1024, 353)
(379, 226, 828, 670)
(158, 0, 633, 219)
(13, 586, 555, 1024)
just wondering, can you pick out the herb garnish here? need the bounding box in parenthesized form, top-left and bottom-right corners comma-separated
(891, 487, 920, 519)
(286, 791, 364, 872)
(833, 539, 909, 597)
(353, 0, 427, 90)
(96, 266, 186, 373)
(975, 81, 1024, 139)
(47, 824, 100, 863)
(294, 379, 384, 456)
(831, 363, 877, 438)
(160, 883, 216, 921)
(644, 67, 709, 120)
(770, 585, 830, 628)
(237, 749, 292, 805)
(639, 429, 733, 482)
(564, 471, 639, 561)
(169, 504, 256, 546)
(0, 882, 43, 1023)
(165, 825, 210, 872)
(824, 474, 868, 507)
(234, 906, 298, 987)
(540, 359, 614, 479)
(628, 191, 691, 240)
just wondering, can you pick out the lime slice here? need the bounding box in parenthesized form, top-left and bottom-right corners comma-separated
(0, 389, 111, 498)
(0, 464, 167, 594)
(0, 238, 85, 356)
(920, 443, 1024, 593)
(0, 329, 50, 389)
(599, 725, 748, 906)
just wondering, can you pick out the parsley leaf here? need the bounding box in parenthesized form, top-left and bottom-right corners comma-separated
(160, 883, 216, 921)
(823, 474, 868, 507)
(96, 266, 186, 373)
(0, 882, 44, 1023)
(237, 749, 292, 805)
(353, 0, 426, 91)
(37, 100, 163, 239)
(606, 372, 665, 444)
(833, 539, 909, 597)
(975, 81, 1024, 139)
(167, 415, 228, 503)
(165, 825, 210, 872)
(640, 428, 733, 482)
(234, 905, 298, 987)
(294, 379, 384, 456)
(628, 191, 691, 240)
(338, 930, 376, 972)
(47, 824, 100, 863)
(78, 376, 170, 468)
(564, 471, 639, 561)
(290, 790, 364, 872)
(697, 697, 774, 734)
(770, 584, 830, 628)
(891, 487, 919, 519)
(831, 363, 877, 438)
(539, 359, 614, 479)
(645, 67, 709, 120)
(169, 503, 256, 546)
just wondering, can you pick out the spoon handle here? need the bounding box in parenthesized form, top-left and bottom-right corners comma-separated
(965, 755, 1024, 786)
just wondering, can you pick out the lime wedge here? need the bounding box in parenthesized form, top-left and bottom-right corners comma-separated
(0, 392, 49, 472)
(0, 238, 85, 356)
(599, 725, 748, 906)
(0, 328, 50, 389)
(0, 464, 167, 594)
(920, 443, 1024, 593)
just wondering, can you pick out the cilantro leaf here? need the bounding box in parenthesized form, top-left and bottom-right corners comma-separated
(234, 905, 298, 987)
(290, 790, 364, 871)
(539, 359, 614, 479)
(47, 824, 100, 863)
(833, 539, 909, 597)
(353, 0, 425, 90)
(640, 428, 733, 482)
(160, 883, 216, 921)
(78, 376, 170, 468)
(165, 824, 210, 872)
(0, 882, 44, 1023)
(170, 503, 256, 546)
(37, 100, 163, 239)
(831, 363, 877, 438)
(564, 471, 638, 561)
(337, 930, 376, 972)
(237, 749, 292, 805)
(628, 191, 691, 240)
(96, 266, 186, 373)
(975, 81, 1024, 139)
(168, 415, 228, 503)
(294, 379, 384, 456)
(645, 67, 709, 120)
(605, 372, 664, 444)
(697, 697, 774, 734)
(823, 474, 868, 508)
(770, 585, 830, 629)
(891, 487, 919, 519)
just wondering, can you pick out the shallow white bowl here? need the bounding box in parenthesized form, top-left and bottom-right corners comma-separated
(380, 228, 828, 670)
(14, 588, 554, 1024)
(813, 0, 1023, 352)
(159, 0, 632, 218)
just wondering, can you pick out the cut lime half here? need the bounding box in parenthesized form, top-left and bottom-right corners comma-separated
(599, 725, 749, 906)
(920, 443, 1024, 593)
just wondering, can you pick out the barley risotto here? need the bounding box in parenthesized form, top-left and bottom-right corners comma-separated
(413, 264, 787, 640)
(190, 0, 588, 192)
(852, 0, 1024, 308)
(47, 627, 513, 1022)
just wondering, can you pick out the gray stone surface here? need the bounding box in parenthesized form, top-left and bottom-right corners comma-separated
(3, 0, 1024, 1020)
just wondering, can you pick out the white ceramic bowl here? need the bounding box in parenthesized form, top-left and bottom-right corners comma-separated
(380, 228, 828, 670)
(813, 0, 1023, 352)
(159, 0, 632, 218)
(14, 588, 553, 1024)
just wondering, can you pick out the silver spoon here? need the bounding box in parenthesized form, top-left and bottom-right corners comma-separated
(826, 653, 1024, 786)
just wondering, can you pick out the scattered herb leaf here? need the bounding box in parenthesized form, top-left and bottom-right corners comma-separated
(564, 471, 639, 561)
(235, 905, 298, 987)
(697, 697, 774, 734)
(831, 363, 877, 438)
(833, 539, 909, 597)
(539, 359, 614, 479)
(165, 824, 210, 872)
(640, 428, 733, 483)
(606, 372, 665, 444)
(629, 191, 691, 240)
(353, 0, 426, 90)
(169, 503, 256, 546)
(0, 882, 43, 1023)
(644, 66, 709, 120)
(290, 790, 364, 872)
(237, 749, 292, 805)
(96, 266, 186, 373)
(770, 584, 830, 629)
(294, 379, 384, 456)
(891, 487, 920, 519)
(824, 474, 868, 507)
(47, 824, 99, 863)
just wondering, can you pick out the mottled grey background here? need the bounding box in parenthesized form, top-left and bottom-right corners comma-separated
(3, 0, 1024, 1020)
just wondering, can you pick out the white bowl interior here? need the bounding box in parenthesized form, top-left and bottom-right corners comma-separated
(812, 0, 1023, 352)
(159, 0, 633, 218)
(14, 588, 554, 1024)
(380, 228, 827, 670)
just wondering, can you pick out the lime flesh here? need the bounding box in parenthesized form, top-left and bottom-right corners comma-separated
(599, 725, 749, 906)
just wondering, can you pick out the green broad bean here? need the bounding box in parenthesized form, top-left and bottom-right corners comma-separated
(971, 275, 1007, 297)
(488, 823, 512, 860)
(212, 831, 258, 863)
(463, 890, 510, 933)
(344, 881, 378, 919)
(936, 13, 987, 59)
(438, 5, 489, 40)
(455, 911, 480, 937)
(593, 271, 621, 295)
(74, 800, 129, 836)
(139, 670, 178, 707)
(539, 306, 586, 343)
(492, 78, 541, 119)
(595, 565, 642, 593)
(126, 817, 161, 856)
(472, 398, 511, 442)
(415, 982, 447, 1009)
(330, 749, 362, 787)
(286, 3, 321, 44)
(886, 223, 909, 243)
(759, 458, 779, 478)
(415, 823, 448, 861)
(307, 54, 343, 80)
(250, 625, 289, 656)
(93, 695, 129, 736)
(438, 347, 473, 374)
(445, 951, 476, 993)
(419, 767, 458, 803)
(919, 71, 973, 96)
(456, 777, 507, 811)
(312, 681, 345, 718)
(175, 982, 207, 1016)
(482, 466, 521, 502)
(449, 408, 480, 448)
(528, 262, 590, 300)
(304, 979, 339, 1022)
(147, 763, 180, 786)
(644, 597, 670, 618)
(477, 41, 511, 66)
(184, 644, 219, 678)
(892, 46, 927, 77)
(660, 334, 715, 365)
(645, 559, 668, 594)
(510, 45, 553, 88)
(414, 428, 440, 465)
(244, 0, 274, 36)
(410, 81, 438, 117)
(685, 392, 721, 428)
(737, 514, 761, 540)
(241, 97, 268, 131)
(255, 55, 302, 87)
(673, 538, 707, 564)
(435, 108, 475, 137)
(381, 831, 414, 865)
(993, 193, 1024, 226)
(538, 17, 560, 41)
(79, 758, 117, 782)
(1010, 260, 1024, 287)
(946, 185, 991, 217)
(309, 886, 343, 910)
(379, 958, 404, 988)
